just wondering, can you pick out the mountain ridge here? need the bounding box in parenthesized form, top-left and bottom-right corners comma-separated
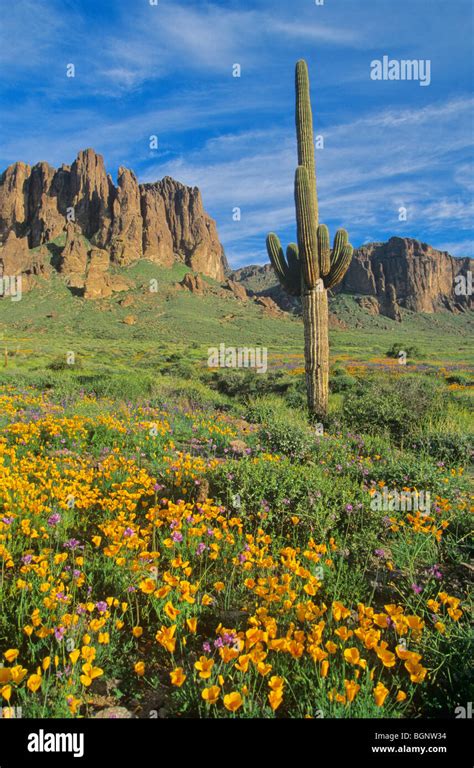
(0, 148, 226, 284)
(0, 149, 472, 320)
(231, 237, 473, 320)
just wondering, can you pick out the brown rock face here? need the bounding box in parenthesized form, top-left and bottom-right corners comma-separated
(0, 232, 51, 293)
(110, 167, 143, 265)
(59, 223, 89, 279)
(255, 296, 284, 316)
(28, 162, 70, 247)
(69, 149, 113, 247)
(140, 185, 174, 266)
(357, 296, 380, 315)
(141, 177, 224, 279)
(84, 248, 112, 300)
(340, 237, 473, 316)
(0, 231, 34, 276)
(0, 148, 226, 289)
(0, 162, 31, 241)
(180, 272, 207, 294)
(223, 279, 248, 301)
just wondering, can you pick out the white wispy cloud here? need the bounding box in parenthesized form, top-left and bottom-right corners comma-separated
(145, 96, 474, 265)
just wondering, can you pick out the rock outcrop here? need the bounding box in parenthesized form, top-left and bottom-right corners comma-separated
(110, 167, 143, 265)
(339, 237, 473, 316)
(84, 248, 112, 300)
(223, 278, 248, 301)
(179, 273, 207, 294)
(0, 231, 51, 292)
(0, 148, 226, 292)
(232, 237, 473, 319)
(141, 177, 223, 279)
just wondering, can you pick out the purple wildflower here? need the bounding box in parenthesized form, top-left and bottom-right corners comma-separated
(63, 538, 81, 550)
(375, 549, 385, 558)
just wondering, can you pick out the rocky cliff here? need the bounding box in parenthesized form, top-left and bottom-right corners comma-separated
(0, 148, 225, 291)
(339, 237, 472, 316)
(232, 237, 473, 319)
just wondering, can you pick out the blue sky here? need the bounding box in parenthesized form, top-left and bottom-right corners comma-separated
(1, 0, 473, 267)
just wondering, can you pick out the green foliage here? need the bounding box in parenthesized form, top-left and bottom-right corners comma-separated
(330, 366, 358, 393)
(386, 343, 420, 359)
(259, 417, 313, 459)
(342, 374, 444, 441)
(409, 432, 473, 467)
(211, 369, 294, 399)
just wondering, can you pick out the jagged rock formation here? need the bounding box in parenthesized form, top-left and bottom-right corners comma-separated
(0, 148, 225, 293)
(340, 237, 473, 315)
(232, 237, 473, 319)
(142, 177, 223, 280)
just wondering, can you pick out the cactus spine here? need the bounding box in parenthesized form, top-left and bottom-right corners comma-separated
(266, 59, 354, 420)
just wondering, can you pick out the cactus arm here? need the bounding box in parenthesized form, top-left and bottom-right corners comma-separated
(285, 244, 301, 295)
(286, 243, 299, 272)
(317, 224, 330, 276)
(323, 228, 353, 289)
(266, 233, 301, 296)
(266, 233, 287, 284)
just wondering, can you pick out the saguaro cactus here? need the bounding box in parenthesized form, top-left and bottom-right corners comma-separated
(266, 60, 353, 420)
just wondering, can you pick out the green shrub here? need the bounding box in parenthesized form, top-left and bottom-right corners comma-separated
(47, 356, 83, 371)
(386, 343, 420, 360)
(409, 432, 473, 467)
(330, 366, 358, 393)
(76, 373, 155, 400)
(210, 370, 293, 399)
(259, 417, 313, 459)
(342, 374, 444, 442)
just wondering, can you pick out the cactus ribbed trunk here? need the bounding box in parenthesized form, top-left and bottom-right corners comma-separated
(302, 284, 329, 420)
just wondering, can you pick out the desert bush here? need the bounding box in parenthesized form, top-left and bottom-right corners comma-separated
(342, 374, 443, 442)
(409, 432, 473, 467)
(47, 356, 83, 371)
(386, 343, 420, 360)
(258, 417, 313, 459)
(330, 366, 358, 393)
(210, 369, 293, 399)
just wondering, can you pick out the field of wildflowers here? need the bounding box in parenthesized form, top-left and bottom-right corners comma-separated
(0, 380, 471, 719)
